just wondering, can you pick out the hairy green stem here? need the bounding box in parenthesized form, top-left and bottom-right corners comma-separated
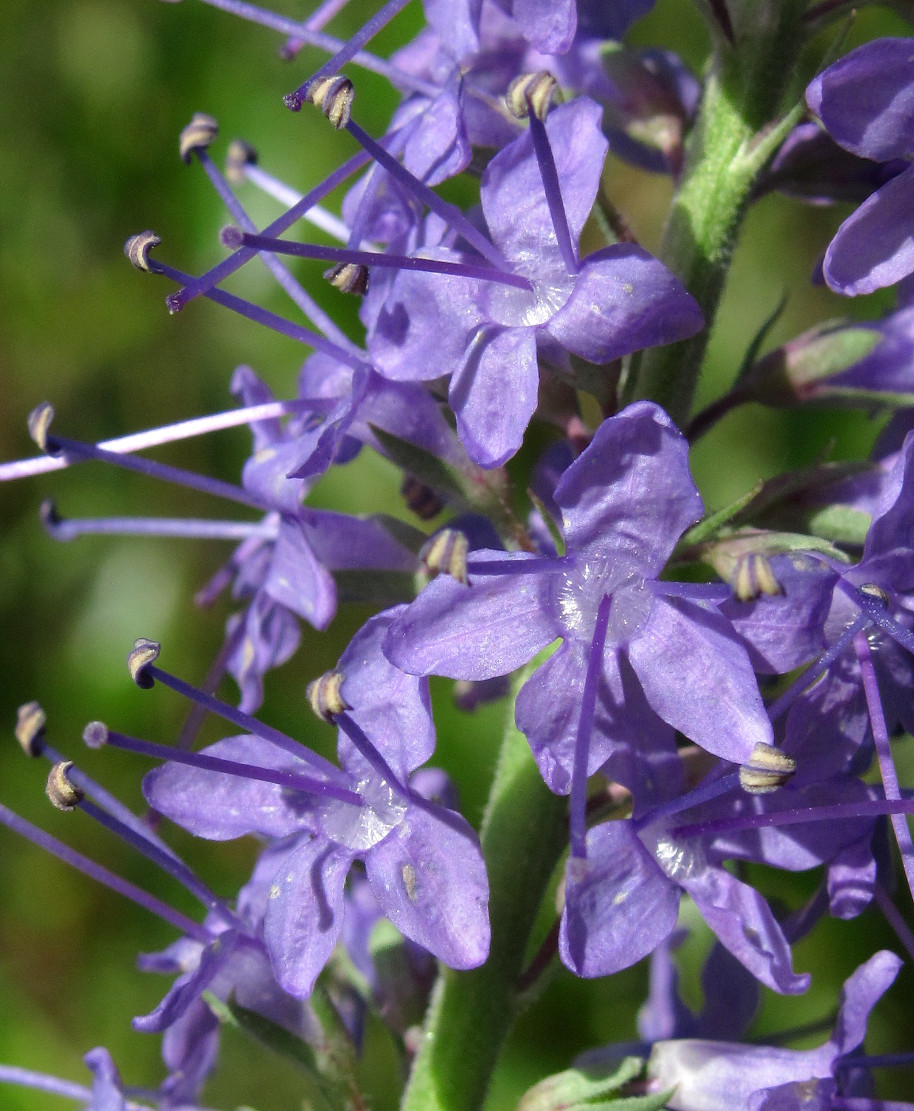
(401, 666, 569, 1111)
(625, 2, 808, 425)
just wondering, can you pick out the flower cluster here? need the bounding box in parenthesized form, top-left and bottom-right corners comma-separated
(3, 2, 914, 1110)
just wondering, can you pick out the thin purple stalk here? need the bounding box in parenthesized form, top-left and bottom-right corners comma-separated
(282, 0, 351, 59)
(76, 794, 240, 925)
(226, 228, 534, 289)
(143, 662, 348, 784)
(839, 1053, 914, 1071)
(40, 434, 269, 514)
(196, 149, 357, 350)
(648, 580, 731, 602)
(838, 578, 914, 657)
(0, 1066, 93, 1104)
(195, 528, 272, 607)
(44, 513, 276, 543)
(467, 557, 567, 576)
(633, 770, 741, 832)
(285, 0, 414, 107)
(569, 593, 611, 859)
(102, 727, 361, 805)
(874, 882, 914, 963)
(854, 631, 914, 903)
(766, 613, 870, 723)
(192, 0, 436, 95)
(527, 112, 577, 275)
(345, 118, 511, 270)
(174, 619, 246, 750)
(335, 711, 407, 793)
(169, 145, 374, 310)
(149, 255, 370, 371)
(673, 797, 914, 839)
(0, 802, 209, 942)
(241, 163, 350, 241)
(0, 398, 319, 483)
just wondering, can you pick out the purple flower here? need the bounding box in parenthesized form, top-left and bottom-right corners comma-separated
(386, 402, 773, 798)
(369, 100, 703, 466)
(647, 950, 903, 1111)
(806, 38, 914, 294)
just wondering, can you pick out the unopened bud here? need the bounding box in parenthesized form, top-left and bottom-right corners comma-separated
(124, 231, 161, 272)
(401, 475, 442, 521)
(179, 112, 218, 163)
(420, 529, 469, 584)
(324, 261, 369, 295)
(127, 638, 160, 688)
(739, 742, 796, 794)
(306, 670, 350, 722)
(46, 762, 83, 811)
(15, 701, 46, 757)
(307, 75, 354, 129)
(732, 553, 782, 602)
(506, 71, 559, 120)
(225, 138, 257, 186)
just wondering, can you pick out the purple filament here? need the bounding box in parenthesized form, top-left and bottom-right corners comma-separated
(569, 592, 611, 859)
(44, 513, 275, 543)
(334, 711, 407, 794)
(527, 112, 578, 275)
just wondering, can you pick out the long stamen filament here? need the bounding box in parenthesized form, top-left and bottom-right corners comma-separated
(334, 711, 407, 793)
(838, 578, 914, 656)
(672, 795, 914, 839)
(569, 593, 611, 859)
(527, 112, 578, 276)
(238, 161, 350, 242)
(43, 509, 276, 543)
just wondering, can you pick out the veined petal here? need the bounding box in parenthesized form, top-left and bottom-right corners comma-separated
(264, 517, 336, 629)
(546, 246, 704, 364)
(384, 550, 559, 679)
(556, 402, 703, 571)
(449, 324, 539, 467)
(366, 800, 490, 968)
(263, 838, 353, 998)
(629, 597, 772, 764)
(560, 820, 680, 977)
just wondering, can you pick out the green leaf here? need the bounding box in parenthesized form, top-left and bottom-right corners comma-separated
(517, 1056, 645, 1110)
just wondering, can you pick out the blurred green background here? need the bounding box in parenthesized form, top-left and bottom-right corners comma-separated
(1, 1, 913, 1107)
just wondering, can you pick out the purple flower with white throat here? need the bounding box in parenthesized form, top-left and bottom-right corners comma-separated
(386, 402, 773, 800)
(368, 96, 703, 466)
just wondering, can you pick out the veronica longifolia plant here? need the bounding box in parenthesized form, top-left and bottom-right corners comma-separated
(3, 2, 914, 1110)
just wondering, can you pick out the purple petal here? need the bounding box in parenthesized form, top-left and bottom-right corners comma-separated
(402, 87, 471, 185)
(807, 38, 914, 162)
(227, 596, 301, 714)
(482, 98, 607, 266)
(143, 735, 317, 841)
(263, 838, 353, 997)
(449, 324, 539, 467)
(823, 163, 914, 295)
(556, 402, 703, 570)
(829, 948, 902, 1055)
(366, 800, 490, 968)
(83, 1048, 125, 1111)
(337, 608, 435, 779)
(133, 933, 240, 1033)
(302, 510, 417, 572)
(864, 432, 914, 557)
(546, 246, 704, 364)
(629, 597, 772, 764)
(264, 517, 336, 629)
(384, 550, 559, 679)
(560, 820, 680, 977)
(681, 866, 809, 994)
(512, 0, 576, 54)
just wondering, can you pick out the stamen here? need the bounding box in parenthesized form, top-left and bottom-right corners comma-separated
(86, 720, 360, 805)
(279, 0, 350, 60)
(0, 1065, 93, 1105)
(325, 261, 370, 294)
(0, 396, 324, 484)
(420, 529, 470, 584)
(506, 72, 559, 122)
(126, 234, 371, 370)
(525, 108, 578, 276)
(738, 742, 796, 794)
(306, 670, 350, 721)
(569, 593, 611, 859)
(40, 501, 276, 543)
(15, 700, 46, 756)
(179, 111, 219, 163)
(838, 578, 914, 657)
(765, 612, 870, 723)
(224, 141, 350, 242)
(731, 552, 783, 602)
(465, 556, 568, 577)
(220, 226, 534, 290)
(304, 74, 354, 129)
(46, 762, 83, 811)
(854, 631, 914, 904)
(0, 801, 209, 942)
(125, 641, 349, 782)
(335, 711, 407, 793)
(672, 796, 914, 840)
(284, 0, 413, 110)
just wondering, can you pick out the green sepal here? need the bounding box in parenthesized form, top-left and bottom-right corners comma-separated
(517, 1055, 644, 1110)
(678, 481, 763, 547)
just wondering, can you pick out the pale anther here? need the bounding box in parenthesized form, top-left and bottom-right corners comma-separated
(307, 670, 350, 722)
(124, 231, 162, 272)
(46, 762, 83, 811)
(859, 583, 889, 608)
(732, 552, 782, 602)
(225, 139, 257, 186)
(15, 701, 46, 757)
(324, 262, 370, 295)
(179, 112, 219, 163)
(739, 742, 796, 794)
(27, 403, 55, 453)
(420, 529, 470, 584)
(506, 71, 559, 121)
(128, 638, 161, 688)
(307, 75, 354, 129)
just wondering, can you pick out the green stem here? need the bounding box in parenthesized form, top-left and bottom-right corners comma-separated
(624, 1, 808, 425)
(401, 666, 569, 1111)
